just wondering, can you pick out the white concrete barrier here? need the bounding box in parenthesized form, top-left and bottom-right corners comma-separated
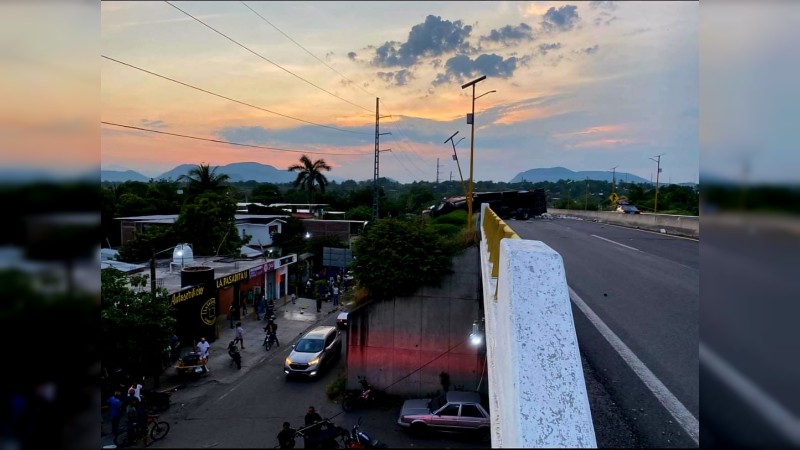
(480, 204, 597, 448)
(548, 209, 699, 238)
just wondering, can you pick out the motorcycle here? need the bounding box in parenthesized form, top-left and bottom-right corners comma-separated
(295, 419, 347, 449)
(228, 340, 242, 369)
(263, 331, 278, 350)
(341, 417, 387, 449)
(341, 376, 388, 412)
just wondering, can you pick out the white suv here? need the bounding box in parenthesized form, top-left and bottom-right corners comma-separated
(284, 326, 341, 378)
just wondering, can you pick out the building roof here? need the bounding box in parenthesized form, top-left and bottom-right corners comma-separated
(115, 214, 288, 222)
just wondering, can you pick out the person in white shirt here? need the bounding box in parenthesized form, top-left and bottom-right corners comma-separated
(196, 337, 211, 359)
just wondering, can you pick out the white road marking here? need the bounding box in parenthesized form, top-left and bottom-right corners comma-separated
(591, 234, 641, 252)
(700, 342, 800, 445)
(218, 384, 239, 401)
(596, 221, 700, 242)
(569, 287, 699, 446)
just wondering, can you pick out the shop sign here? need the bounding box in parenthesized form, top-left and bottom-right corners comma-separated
(215, 269, 249, 289)
(171, 285, 206, 306)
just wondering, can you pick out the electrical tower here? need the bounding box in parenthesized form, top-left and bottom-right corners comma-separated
(372, 98, 391, 220)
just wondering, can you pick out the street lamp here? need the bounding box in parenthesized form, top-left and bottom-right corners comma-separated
(461, 75, 492, 234)
(444, 131, 468, 198)
(469, 318, 485, 346)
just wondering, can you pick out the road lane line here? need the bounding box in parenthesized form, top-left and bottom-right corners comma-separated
(569, 287, 699, 445)
(591, 234, 641, 252)
(700, 342, 800, 445)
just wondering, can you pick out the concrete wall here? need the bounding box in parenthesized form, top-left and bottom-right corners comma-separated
(345, 246, 484, 397)
(480, 204, 596, 448)
(548, 209, 699, 238)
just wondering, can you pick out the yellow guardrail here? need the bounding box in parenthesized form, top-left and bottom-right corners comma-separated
(482, 206, 520, 278)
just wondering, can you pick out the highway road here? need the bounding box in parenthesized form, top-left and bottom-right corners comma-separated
(507, 216, 699, 445)
(700, 221, 800, 448)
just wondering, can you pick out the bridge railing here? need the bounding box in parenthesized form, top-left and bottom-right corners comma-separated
(479, 203, 596, 448)
(481, 206, 520, 298)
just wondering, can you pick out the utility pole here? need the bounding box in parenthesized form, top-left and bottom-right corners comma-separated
(584, 177, 589, 211)
(436, 158, 441, 185)
(611, 165, 618, 197)
(649, 154, 664, 213)
(450, 171, 453, 182)
(461, 75, 492, 234)
(444, 131, 468, 197)
(372, 98, 391, 220)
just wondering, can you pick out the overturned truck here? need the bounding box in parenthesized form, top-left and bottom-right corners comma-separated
(427, 189, 547, 220)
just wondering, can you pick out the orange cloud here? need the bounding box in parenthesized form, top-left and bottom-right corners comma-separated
(494, 108, 552, 125)
(570, 138, 637, 149)
(556, 124, 628, 138)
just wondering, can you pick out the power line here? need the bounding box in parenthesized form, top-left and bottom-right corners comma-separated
(240, 1, 377, 99)
(102, 55, 370, 136)
(378, 99, 430, 166)
(101, 121, 370, 156)
(164, 1, 373, 113)
(384, 132, 428, 178)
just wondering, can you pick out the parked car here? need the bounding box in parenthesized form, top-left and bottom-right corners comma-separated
(336, 312, 349, 330)
(616, 203, 641, 214)
(397, 391, 490, 441)
(284, 326, 341, 378)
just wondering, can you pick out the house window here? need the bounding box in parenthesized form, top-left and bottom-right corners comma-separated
(269, 225, 279, 235)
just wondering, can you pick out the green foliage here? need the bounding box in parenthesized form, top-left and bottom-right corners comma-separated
(430, 209, 467, 226)
(117, 225, 177, 263)
(249, 182, 283, 205)
(179, 163, 231, 201)
(346, 205, 373, 221)
(174, 192, 249, 257)
(101, 268, 176, 380)
(270, 217, 306, 256)
(427, 223, 462, 238)
(288, 155, 332, 204)
(351, 218, 454, 300)
(326, 371, 347, 401)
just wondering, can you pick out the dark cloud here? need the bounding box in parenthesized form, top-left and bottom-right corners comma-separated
(590, 1, 618, 10)
(540, 5, 580, 33)
(624, 27, 651, 36)
(370, 15, 474, 68)
(347, 51, 357, 60)
(579, 45, 600, 55)
(538, 42, 561, 55)
(433, 53, 524, 86)
(431, 58, 442, 69)
(480, 23, 534, 44)
(141, 119, 166, 128)
(377, 69, 415, 86)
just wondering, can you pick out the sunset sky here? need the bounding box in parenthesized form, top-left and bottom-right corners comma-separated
(100, 1, 699, 184)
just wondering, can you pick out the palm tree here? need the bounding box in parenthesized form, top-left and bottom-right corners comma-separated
(287, 155, 331, 204)
(179, 163, 230, 199)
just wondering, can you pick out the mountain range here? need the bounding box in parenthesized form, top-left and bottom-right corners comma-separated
(510, 167, 651, 184)
(102, 162, 680, 185)
(101, 162, 298, 184)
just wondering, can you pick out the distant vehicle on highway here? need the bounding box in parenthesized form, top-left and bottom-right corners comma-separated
(616, 203, 641, 214)
(397, 391, 490, 442)
(424, 189, 547, 219)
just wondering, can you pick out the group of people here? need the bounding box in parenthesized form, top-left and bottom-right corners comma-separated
(104, 379, 150, 444)
(276, 405, 326, 449)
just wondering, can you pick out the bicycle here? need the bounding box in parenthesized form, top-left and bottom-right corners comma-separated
(114, 414, 170, 447)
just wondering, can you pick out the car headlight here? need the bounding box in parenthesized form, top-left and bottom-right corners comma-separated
(285, 357, 292, 365)
(308, 357, 320, 366)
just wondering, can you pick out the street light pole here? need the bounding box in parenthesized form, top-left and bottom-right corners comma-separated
(649, 154, 665, 213)
(445, 131, 468, 197)
(461, 75, 489, 234)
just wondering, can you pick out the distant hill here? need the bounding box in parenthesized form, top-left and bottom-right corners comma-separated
(101, 169, 150, 182)
(102, 162, 299, 183)
(511, 167, 651, 184)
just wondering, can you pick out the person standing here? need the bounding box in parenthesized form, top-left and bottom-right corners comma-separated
(290, 292, 296, 305)
(315, 293, 322, 313)
(306, 279, 312, 296)
(229, 303, 236, 328)
(277, 421, 296, 449)
(233, 322, 246, 349)
(196, 337, 210, 358)
(106, 389, 123, 436)
(303, 406, 323, 449)
(332, 286, 339, 307)
(240, 293, 248, 317)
